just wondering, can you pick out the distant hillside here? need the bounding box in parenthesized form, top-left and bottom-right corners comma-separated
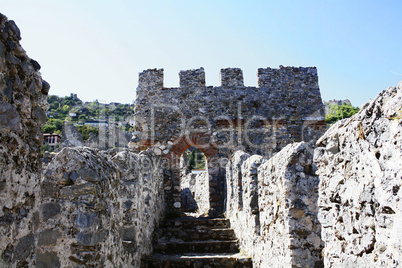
(42, 94, 134, 135)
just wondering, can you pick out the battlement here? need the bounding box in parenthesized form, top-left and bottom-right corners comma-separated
(138, 68, 164, 90)
(220, 68, 244, 88)
(180, 67, 206, 89)
(257, 66, 318, 88)
(137, 66, 318, 91)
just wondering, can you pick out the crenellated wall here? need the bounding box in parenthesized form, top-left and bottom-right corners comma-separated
(1, 11, 402, 268)
(133, 66, 326, 214)
(226, 142, 323, 268)
(133, 66, 326, 157)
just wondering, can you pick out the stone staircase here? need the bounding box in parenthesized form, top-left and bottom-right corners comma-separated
(141, 215, 252, 267)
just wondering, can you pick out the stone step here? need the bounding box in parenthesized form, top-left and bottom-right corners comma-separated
(154, 240, 239, 254)
(158, 227, 236, 242)
(163, 217, 230, 229)
(141, 253, 252, 268)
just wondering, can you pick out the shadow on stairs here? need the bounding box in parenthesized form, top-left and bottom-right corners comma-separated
(141, 214, 252, 267)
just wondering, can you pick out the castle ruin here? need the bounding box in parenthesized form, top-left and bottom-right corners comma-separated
(132, 67, 327, 214)
(1, 13, 401, 267)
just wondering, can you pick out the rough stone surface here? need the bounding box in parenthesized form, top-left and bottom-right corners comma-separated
(180, 171, 209, 214)
(133, 67, 326, 157)
(38, 147, 165, 267)
(61, 122, 132, 150)
(0, 13, 49, 267)
(3, 10, 401, 267)
(143, 216, 252, 267)
(133, 66, 326, 214)
(226, 142, 323, 267)
(61, 121, 84, 147)
(315, 82, 402, 267)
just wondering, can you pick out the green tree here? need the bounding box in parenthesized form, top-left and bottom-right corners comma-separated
(50, 119, 64, 132)
(77, 125, 99, 140)
(78, 114, 86, 121)
(186, 148, 206, 170)
(325, 103, 359, 124)
(42, 124, 56, 134)
(42, 119, 64, 134)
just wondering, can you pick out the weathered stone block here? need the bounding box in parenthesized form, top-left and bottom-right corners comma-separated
(36, 251, 60, 268)
(41, 202, 61, 220)
(14, 234, 35, 261)
(77, 231, 107, 245)
(40, 180, 58, 198)
(0, 100, 21, 131)
(220, 68, 244, 88)
(38, 229, 61, 246)
(0, 180, 6, 191)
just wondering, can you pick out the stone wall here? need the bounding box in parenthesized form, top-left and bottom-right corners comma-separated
(193, 171, 210, 214)
(0, 13, 50, 267)
(180, 171, 210, 214)
(62, 122, 132, 150)
(180, 173, 198, 211)
(133, 66, 326, 157)
(38, 147, 165, 267)
(1, 14, 166, 266)
(61, 122, 84, 147)
(226, 142, 323, 267)
(133, 66, 326, 214)
(315, 82, 402, 267)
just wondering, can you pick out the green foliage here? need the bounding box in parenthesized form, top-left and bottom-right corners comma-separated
(42, 124, 56, 134)
(77, 125, 99, 140)
(46, 95, 133, 122)
(40, 142, 60, 156)
(42, 118, 64, 134)
(187, 148, 206, 170)
(41, 143, 52, 155)
(44, 94, 134, 136)
(46, 95, 83, 120)
(124, 123, 133, 132)
(325, 103, 359, 124)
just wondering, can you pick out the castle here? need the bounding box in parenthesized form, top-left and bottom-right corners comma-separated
(1, 13, 401, 267)
(131, 67, 327, 214)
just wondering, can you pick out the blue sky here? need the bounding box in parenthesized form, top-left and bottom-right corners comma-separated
(2, 0, 401, 106)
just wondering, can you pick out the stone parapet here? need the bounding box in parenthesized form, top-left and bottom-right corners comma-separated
(37, 147, 165, 267)
(220, 67, 244, 88)
(315, 82, 402, 267)
(226, 142, 323, 267)
(133, 66, 326, 158)
(138, 68, 164, 91)
(179, 67, 206, 89)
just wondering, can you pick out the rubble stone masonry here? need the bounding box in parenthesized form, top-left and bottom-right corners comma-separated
(0, 13, 49, 267)
(132, 66, 327, 214)
(226, 142, 323, 267)
(2, 11, 401, 268)
(132, 67, 326, 157)
(315, 82, 402, 267)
